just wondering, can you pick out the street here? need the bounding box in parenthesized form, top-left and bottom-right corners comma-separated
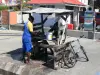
(48, 39, 100, 75)
(0, 30, 100, 75)
(0, 30, 22, 54)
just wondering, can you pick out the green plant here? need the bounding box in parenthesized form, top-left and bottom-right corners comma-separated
(13, 7, 19, 11)
(22, 0, 32, 8)
(0, 6, 8, 11)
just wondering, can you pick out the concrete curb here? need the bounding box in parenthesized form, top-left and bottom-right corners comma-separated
(1, 24, 100, 40)
(0, 51, 52, 75)
(0, 56, 48, 75)
(67, 30, 100, 39)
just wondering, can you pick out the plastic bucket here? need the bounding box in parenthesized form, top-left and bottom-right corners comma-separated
(46, 32, 53, 40)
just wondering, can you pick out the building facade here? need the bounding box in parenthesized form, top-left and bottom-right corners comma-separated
(79, 0, 88, 5)
(27, 0, 87, 29)
(1, 0, 18, 6)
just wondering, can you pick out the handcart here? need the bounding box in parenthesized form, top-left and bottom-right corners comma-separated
(22, 7, 89, 69)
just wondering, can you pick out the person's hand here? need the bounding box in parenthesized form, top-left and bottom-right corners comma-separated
(33, 31, 39, 35)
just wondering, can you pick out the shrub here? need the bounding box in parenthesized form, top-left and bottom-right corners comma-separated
(0, 6, 8, 11)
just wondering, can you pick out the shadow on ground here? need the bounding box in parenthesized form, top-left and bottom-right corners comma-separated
(5, 48, 55, 70)
(7, 48, 23, 61)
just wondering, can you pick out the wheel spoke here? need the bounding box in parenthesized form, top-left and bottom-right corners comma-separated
(63, 50, 76, 68)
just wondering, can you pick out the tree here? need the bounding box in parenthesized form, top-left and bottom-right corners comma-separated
(20, 0, 32, 10)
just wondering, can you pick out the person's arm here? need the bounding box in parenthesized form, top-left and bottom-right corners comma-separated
(28, 22, 38, 35)
(28, 22, 33, 32)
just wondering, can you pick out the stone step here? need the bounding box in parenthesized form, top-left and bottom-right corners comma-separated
(0, 54, 51, 75)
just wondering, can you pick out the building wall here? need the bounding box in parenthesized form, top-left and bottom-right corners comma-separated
(1, 10, 9, 25)
(55, 5, 65, 9)
(17, 11, 29, 24)
(1, 10, 17, 25)
(1, 0, 18, 5)
(79, 0, 88, 5)
(73, 7, 79, 29)
(9, 12, 17, 25)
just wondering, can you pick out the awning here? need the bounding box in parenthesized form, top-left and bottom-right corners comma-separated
(27, 0, 62, 4)
(27, 0, 84, 5)
(63, 0, 84, 5)
(22, 7, 73, 14)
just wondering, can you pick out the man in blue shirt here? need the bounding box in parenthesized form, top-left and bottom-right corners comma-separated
(22, 16, 34, 63)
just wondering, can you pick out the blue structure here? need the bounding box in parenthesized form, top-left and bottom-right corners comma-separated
(84, 10, 95, 31)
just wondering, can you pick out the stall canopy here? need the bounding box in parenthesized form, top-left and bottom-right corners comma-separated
(27, 0, 84, 5)
(23, 7, 73, 14)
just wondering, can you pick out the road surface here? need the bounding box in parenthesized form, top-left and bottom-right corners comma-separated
(0, 30, 100, 75)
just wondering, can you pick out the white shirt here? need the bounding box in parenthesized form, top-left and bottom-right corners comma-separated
(58, 16, 67, 26)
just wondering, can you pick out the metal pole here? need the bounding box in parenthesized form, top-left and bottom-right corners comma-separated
(8, 3, 10, 30)
(92, 0, 96, 40)
(8, 11, 10, 30)
(89, 0, 95, 40)
(21, 0, 23, 23)
(93, 19, 96, 40)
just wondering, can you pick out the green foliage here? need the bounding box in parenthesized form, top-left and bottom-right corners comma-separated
(28, 6, 32, 9)
(13, 7, 20, 11)
(0, 6, 8, 11)
(22, 0, 31, 7)
(22, 3, 27, 8)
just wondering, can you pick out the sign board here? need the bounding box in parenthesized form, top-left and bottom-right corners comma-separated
(84, 10, 94, 31)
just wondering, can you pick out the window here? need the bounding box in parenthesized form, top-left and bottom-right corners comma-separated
(65, 6, 73, 10)
(40, 5, 55, 8)
(40, 5, 46, 7)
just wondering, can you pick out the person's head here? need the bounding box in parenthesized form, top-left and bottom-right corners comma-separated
(28, 16, 34, 23)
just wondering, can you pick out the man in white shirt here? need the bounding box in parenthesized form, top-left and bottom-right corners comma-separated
(58, 16, 68, 44)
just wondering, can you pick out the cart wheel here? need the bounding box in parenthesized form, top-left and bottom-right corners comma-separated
(63, 50, 77, 68)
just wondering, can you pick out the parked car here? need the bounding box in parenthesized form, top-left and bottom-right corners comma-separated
(95, 12, 100, 26)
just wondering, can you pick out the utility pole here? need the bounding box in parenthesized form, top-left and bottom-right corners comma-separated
(91, 0, 96, 40)
(7, 0, 10, 30)
(88, 0, 96, 40)
(20, 0, 23, 23)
